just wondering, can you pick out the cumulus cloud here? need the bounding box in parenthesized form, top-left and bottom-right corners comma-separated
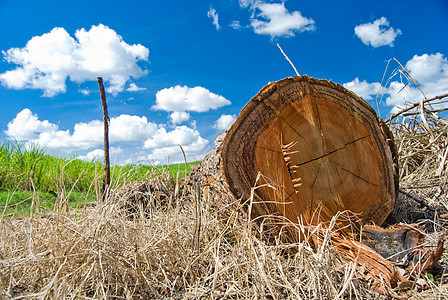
(143, 126, 209, 162)
(169, 111, 191, 124)
(248, 2, 315, 38)
(406, 53, 448, 84)
(343, 78, 381, 100)
(385, 54, 448, 110)
(77, 147, 123, 162)
(6, 110, 158, 152)
(153, 85, 231, 113)
(5, 108, 58, 140)
(5, 109, 211, 164)
(0, 24, 149, 97)
(144, 126, 209, 162)
(109, 115, 158, 142)
(213, 114, 237, 131)
(77, 149, 104, 162)
(143, 126, 203, 148)
(207, 7, 220, 31)
(126, 83, 147, 92)
(148, 142, 209, 163)
(344, 53, 448, 113)
(354, 17, 401, 48)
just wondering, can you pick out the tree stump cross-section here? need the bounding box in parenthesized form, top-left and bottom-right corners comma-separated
(186, 76, 444, 292)
(184, 76, 448, 292)
(220, 75, 398, 228)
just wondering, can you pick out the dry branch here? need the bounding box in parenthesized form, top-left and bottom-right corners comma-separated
(386, 93, 448, 123)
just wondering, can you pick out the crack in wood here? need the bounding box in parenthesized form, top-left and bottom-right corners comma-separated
(310, 162, 322, 213)
(332, 159, 344, 187)
(325, 161, 336, 208)
(328, 159, 380, 187)
(277, 115, 307, 142)
(292, 135, 369, 167)
(341, 167, 381, 187)
(314, 100, 327, 155)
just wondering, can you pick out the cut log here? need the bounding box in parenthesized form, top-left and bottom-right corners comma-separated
(220, 75, 398, 227)
(183, 76, 443, 294)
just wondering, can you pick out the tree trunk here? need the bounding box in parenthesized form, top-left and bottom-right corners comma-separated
(221, 75, 398, 227)
(184, 76, 444, 293)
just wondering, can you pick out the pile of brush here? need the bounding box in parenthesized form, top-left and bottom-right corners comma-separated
(387, 93, 448, 223)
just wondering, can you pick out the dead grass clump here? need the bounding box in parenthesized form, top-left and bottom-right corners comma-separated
(383, 95, 448, 298)
(387, 94, 448, 223)
(112, 169, 176, 218)
(2, 176, 384, 299)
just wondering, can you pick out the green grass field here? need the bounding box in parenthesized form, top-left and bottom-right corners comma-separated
(0, 140, 199, 217)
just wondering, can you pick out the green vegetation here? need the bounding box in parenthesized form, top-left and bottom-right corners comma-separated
(0, 140, 199, 217)
(0, 190, 96, 216)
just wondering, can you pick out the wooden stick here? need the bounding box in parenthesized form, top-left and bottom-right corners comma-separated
(277, 43, 300, 77)
(399, 189, 435, 212)
(97, 77, 110, 201)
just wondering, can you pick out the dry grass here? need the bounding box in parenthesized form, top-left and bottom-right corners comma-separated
(385, 95, 448, 299)
(2, 96, 448, 299)
(1, 171, 382, 299)
(387, 95, 448, 224)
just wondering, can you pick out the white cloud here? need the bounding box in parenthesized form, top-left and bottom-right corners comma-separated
(5, 109, 210, 164)
(239, 0, 253, 8)
(109, 114, 159, 142)
(169, 111, 190, 124)
(77, 147, 123, 162)
(79, 88, 91, 95)
(77, 149, 104, 162)
(354, 17, 401, 48)
(148, 142, 209, 163)
(230, 21, 242, 30)
(6, 110, 159, 152)
(385, 54, 448, 110)
(383, 81, 414, 109)
(5, 108, 58, 140)
(0, 24, 149, 97)
(207, 7, 221, 31)
(144, 126, 209, 163)
(126, 83, 147, 92)
(213, 114, 237, 131)
(143, 126, 210, 163)
(405, 53, 448, 84)
(153, 85, 231, 113)
(343, 78, 381, 100)
(249, 2, 315, 38)
(344, 53, 448, 113)
(189, 120, 197, 130)
(143, 126, 203, 148)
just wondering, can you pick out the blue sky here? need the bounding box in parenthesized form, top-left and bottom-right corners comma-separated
(0, 0, 447, 164)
